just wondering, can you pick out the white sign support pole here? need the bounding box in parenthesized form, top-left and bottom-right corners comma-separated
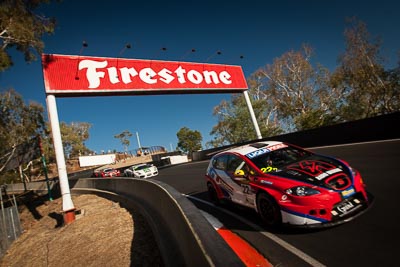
(46, 94, 76, 224)
(136, 131, 142, 149)
(243, 90, 262, 139)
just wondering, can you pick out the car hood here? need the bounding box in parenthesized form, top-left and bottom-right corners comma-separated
(274, 155, 353, 190)
(134, 168, 153, 173)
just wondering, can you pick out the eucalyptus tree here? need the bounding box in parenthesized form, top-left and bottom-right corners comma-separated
(0, 0, 57, 71)
(330, 17, 400, 120)
(60, 121, 92, 158)
(0, 89, 46, 182)
(0, 89, 45, 152)
(114, 130, 132, 153)
(207, 90, 283, 148)
(253, 44, 344, 131)
(209, 44, 342, 147)
(176, 127, 202, 156)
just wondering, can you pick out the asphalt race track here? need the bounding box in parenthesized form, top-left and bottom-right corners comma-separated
(153, 139, 400, 267)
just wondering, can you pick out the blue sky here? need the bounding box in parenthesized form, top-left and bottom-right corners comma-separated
(1, 0, 399, 154)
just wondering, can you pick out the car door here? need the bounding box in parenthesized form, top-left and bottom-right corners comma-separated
(225, 155, 256, 208)
(210, 154, 255, 208)
(126, 167, 134, 177)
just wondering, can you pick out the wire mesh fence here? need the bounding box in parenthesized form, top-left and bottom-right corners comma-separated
(0, 186, 22, 258)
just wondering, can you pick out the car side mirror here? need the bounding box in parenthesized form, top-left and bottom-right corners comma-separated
(234, 169, 245, 177)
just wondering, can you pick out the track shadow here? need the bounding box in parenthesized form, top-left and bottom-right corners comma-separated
(108, 199, 165, 267)
(187, 191, 333, 235)
(48, 212, 64, 228)
(17, 191, 46, 220)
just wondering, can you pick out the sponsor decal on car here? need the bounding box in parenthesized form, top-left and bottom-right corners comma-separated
(315, 167, 342, 180)
(288, 160, 340, 179)
(332, 197, 363, 217)
(341, 187, 355, 198)
(267, 143, 288, 151)
(208, 168, 218, 179)
(219, 179, 234, 195)
(246, 148, 270, 159)
(260, 180, 273, 185)
(246, 144, 288, 159)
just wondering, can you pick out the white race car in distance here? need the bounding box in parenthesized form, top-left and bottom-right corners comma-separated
(124, 163, 159, 178)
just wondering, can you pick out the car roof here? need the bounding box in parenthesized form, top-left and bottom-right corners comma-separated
(219, 141, 285, 156)
(131, 163, 150, 168)
(132, 163, 149, 167)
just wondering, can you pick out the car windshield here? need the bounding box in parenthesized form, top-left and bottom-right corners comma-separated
(250, 146, 312, 172)
(135, 165, 150, 170)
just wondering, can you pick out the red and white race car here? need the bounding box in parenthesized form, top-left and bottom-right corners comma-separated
(93, 167, 120, 178)
(205, 141, 372, 228)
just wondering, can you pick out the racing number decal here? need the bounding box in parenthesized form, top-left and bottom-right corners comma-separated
(242, 184, 251, 194)
(261, 166, 278, 173)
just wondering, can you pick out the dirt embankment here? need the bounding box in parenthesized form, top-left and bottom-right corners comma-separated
(0, 194, 164, 266)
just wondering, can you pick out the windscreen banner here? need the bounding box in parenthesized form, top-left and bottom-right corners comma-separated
(42, 54, 248, 96)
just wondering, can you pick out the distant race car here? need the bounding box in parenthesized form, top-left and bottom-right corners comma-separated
(124, 163, 159, 178)
(205, 141, 373, 228)
(93, 167, 120, 178)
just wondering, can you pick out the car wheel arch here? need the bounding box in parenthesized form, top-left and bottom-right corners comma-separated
(207, 181, 223, 206)
(256, 190, 282, 227)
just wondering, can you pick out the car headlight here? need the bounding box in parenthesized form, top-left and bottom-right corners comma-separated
(349, 166, 365, 184)
(286, 186, 320, 196)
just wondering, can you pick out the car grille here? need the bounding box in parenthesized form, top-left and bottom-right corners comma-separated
(331, 192, 367, 219)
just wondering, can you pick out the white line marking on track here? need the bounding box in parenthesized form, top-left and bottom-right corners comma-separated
(184, 194, 327, 267)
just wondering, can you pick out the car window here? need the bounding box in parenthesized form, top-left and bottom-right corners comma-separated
(226, 155, 245, 173)
(226, 155, 254, 179)
(213, 155, 228, 170)
(251, 146, 312, 172)
(136, 165, 149, 170)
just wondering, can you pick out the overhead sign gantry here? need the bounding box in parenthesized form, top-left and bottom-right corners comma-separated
(42, 53, 262, 223)
(43, 54, 248, 95)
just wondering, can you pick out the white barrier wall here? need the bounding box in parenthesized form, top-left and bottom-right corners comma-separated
(78, 154, 116, 167)
(169, 155, 189, 165)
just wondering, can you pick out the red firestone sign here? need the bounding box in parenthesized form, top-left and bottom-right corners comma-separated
(42, 54, 248, 96)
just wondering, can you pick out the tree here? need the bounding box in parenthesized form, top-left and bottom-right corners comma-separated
(0, 90, 93, 183)
(114, 130, 132, 153)
(0, 0, 57, 71)
(176, 127, 202, 156)
(254, 44, 343, 131)
(207, 92, 282, 148)
(60, 122, 92, 158)
(246, 75, 285, 136)
(0, 89, 45, 151)
(209, 44, 343, 147)
(0, 89, 46, 182)
(330, 17, 400, 120)
(208, 96, 254, 146)
(384, 63, 400, 112)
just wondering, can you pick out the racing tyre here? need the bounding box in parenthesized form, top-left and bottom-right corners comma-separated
(207, 182, 220, 206)
(256, 192, 282, 227)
